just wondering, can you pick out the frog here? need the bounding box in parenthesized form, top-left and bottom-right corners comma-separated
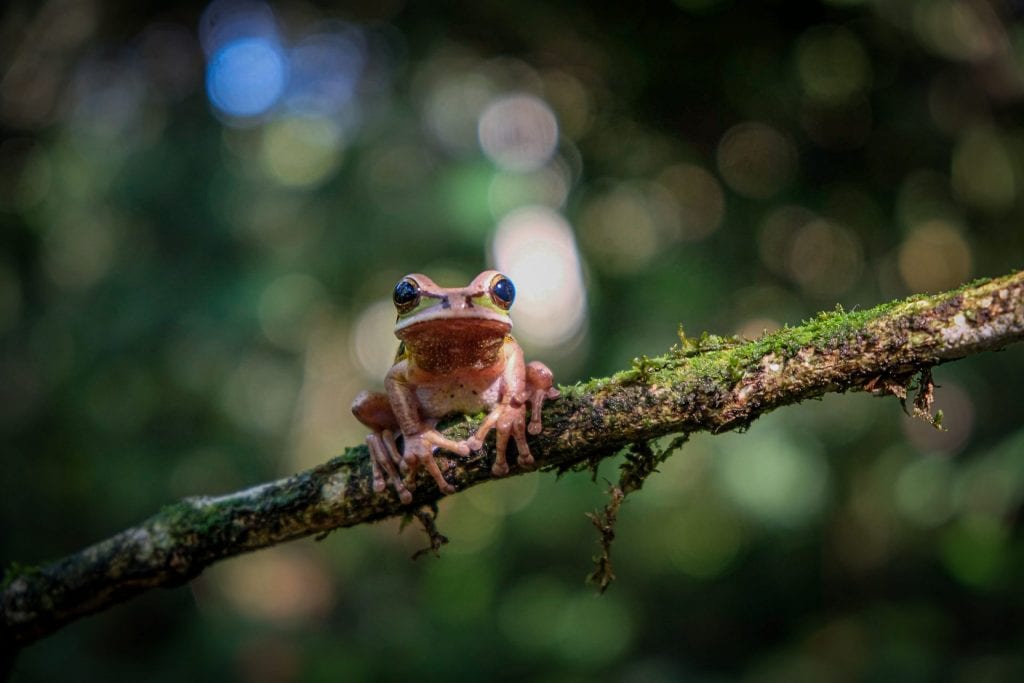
(351, 270, 560, 504)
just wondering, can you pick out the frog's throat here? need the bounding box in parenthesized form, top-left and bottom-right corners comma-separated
(397, 318, 511, 372)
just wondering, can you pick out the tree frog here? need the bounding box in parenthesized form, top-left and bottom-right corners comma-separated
(351, 270, 559, 503)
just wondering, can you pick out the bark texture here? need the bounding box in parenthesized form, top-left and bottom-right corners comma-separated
(3, 271, 1023, 652)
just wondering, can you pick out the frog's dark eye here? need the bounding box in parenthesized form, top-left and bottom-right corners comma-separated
(393, 278, 421, 314)
(489, 274, 515, 310)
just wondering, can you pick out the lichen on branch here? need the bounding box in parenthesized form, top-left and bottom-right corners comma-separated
(3, 271, 1024, 653)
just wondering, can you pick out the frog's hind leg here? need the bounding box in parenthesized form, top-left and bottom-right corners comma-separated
(525, 361, 560, 435)
(491, 422, 512, 477)
(511, 417, 532, 469)
(366, 431, 412, 504)
(352, 390, 413, 504)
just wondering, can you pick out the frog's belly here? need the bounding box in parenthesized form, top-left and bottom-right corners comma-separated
(415, 378, 502, 419)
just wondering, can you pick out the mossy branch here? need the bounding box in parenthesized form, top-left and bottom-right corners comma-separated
(3, 271, 1024, 654)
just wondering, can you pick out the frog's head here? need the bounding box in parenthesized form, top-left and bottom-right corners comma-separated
(392, 270, 515, 345)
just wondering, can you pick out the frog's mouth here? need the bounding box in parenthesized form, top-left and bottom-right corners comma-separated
(396, 315, 511, 344)
(395, 301, 511, 335)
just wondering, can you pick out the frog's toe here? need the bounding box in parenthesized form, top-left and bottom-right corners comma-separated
(527, 421, 542, 435)
(398, 488, 413, 504)
(466, 436, 483, 451)
(491, 461, 509, 477)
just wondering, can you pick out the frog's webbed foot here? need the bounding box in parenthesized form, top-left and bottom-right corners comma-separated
(525, 361, 559, 435)
(400, 428, 470, 496)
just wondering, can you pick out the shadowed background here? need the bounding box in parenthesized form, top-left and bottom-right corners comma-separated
(1, 0, 1023, 680)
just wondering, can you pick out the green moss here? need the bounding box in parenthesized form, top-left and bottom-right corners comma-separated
(627, 354, 661, 383)
(2, 561, 42, 590)
(594, 286, 965, 400)
(158, 498, 238, 539)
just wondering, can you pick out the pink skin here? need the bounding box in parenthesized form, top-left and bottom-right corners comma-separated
(351, 271, 558, 503)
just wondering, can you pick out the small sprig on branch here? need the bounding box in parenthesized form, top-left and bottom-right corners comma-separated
(3, 271, 1024, 655)
(587, 435, 689, 592)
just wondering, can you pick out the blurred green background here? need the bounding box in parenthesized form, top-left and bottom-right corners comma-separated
(2, 0, 1024, 680)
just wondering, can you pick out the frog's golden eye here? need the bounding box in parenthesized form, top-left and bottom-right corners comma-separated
(489, 274, 515, 310)
(393, 277, 421, 314)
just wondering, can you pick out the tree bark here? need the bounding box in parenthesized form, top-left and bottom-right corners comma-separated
(3, 271, 1023, 653)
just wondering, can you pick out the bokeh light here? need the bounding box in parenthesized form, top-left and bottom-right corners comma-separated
(492, 206, 587, 348)
(940, 515, 1009, 587)
(578, 182, 662, 273)
(540, 69, 593, 140)
(258, 273, 329, 350)
(795, 24, 872, 105)
(284, 28, 366, 117)
(951, 125, 1016, 213)
(421, 61, 496, 154)
(717, 121, 797, 199)
(67, 55, 147, 142)
(714, 428, 830, 527)
(351, 298, 400, 380)
(488, 166, 570, 216)
(220, 350, 300, 434)
(260, 115, 345, 187)
(288, 318, 363, 471)
(895, 454, 956, 528)
(464, 474, 539, 516)
(897, 219, 973, 293)
(956, 430, 1024, 520)
(206, 37, 286, 119)
(199, 0, 288, 120)
(209, 546, 335, 623)
(478, 93, 559, 172)
(655, 163, 726, 241)
(662, 504, 743, 578)
(912, 0, 999, 63)
(422, 554, 497, 624)
(434, 497, 501, 554)
(786, 218, 863, 298)
(498, 576, 633, 666)
(41, 212, 118, 290)
(759, 206, 863, 297)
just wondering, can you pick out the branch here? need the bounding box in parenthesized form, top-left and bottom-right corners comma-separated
(3, 271, 1024, 652)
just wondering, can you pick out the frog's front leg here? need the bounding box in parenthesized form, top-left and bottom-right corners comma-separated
(466, 354, 560, 476)
(464, 340, 534, 476)
(393, 423, 469, 495)
(387, 362, 470, 496)
(471, 401, 531, 476)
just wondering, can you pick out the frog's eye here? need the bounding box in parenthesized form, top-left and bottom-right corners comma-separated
(393, 278, 421, 314)
(489, 274, 515, 310)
